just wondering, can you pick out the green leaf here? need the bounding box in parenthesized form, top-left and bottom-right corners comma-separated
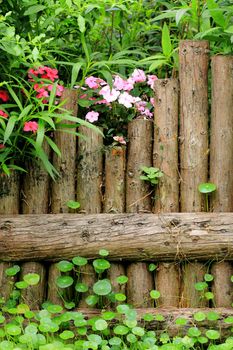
(149, 60, 167, 72)
(148, 263, 157, 272)
(114, 325, 129, 335)
(18, 105, 33, 120)
(5, 265, 20, 276)
(116, 275, 128, 284)
(85, 295, 99, 306)
(56, 276, 74, 288)
(36, 120, 45, 148)
(194, 282, 208, 291)
(206, 329, 220, 340)
(15, 281, 28, 289)
(95, 319, 108, 331)
(198, 183, 217, 194)
(188, 327, 201, 337)
(194, 311, 206, 322)
(93, 259, 110, 271)
(204, 273, 214, 282)
(66, 200, 80, 209)
(57, 260, 74, 272)
(4, 116, 17, 143)
(44, 136, 61, 157)
(24, 5, 46, 16)
(207, 311, 220, 321)
(93, 279, 112, 296)
(72, 256, 87, 266)
(5, 324, 21, 336)
(207, 0, 226, 28)
(78, 15, 86, 33)
(23, 273, 40, 286)
(75, 282, 88, 293)
(71, 62, 83, 87)
(162, 23, 172, 58)
(99, 249, 109, 257)
(150, 290, 160, 299)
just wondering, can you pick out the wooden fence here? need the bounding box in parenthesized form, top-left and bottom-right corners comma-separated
(0, 41, 232, 332)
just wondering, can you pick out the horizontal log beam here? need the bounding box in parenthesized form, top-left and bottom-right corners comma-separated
(0, 213, 232, 261)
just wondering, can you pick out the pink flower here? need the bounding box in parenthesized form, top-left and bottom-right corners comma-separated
(85, 111, 99, 123)
(118, 92, 140, 108)
(0, 144, 5, 149)
(150, 97, 155, 105)
(99, 85, 120, 103)
(147, 75, 158, 89)
(23, 121, 39, 133)
(56, 84, 64, 97)
(113, 136, 126, 145)
(28, 66, 59, 82)
(131, 69, 146, 83)
(113, 75, 134, 91)
(36, 88, 49, 99)
(141, 108, 153, 118)
(85, 76, 106, 89)
(0, 110, 8, 118)
(0, 90, 9, 102)
(135, 101, 147, 112)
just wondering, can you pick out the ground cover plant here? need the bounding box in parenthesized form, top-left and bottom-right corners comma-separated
(0, 251, 233, 349)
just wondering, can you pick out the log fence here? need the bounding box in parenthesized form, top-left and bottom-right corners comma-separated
(0, 41, 232, 330)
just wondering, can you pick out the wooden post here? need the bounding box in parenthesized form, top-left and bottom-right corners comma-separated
(47, 264, 63, 305)
(153, 78, 179, 212)
(209, 56, 233, 307)
(210, 56, 233, 212)
(78, 264, 96, 308)
(51, 88, 78, 213)
(179, 41, 209, 307)
(0, 171, 19, 302)
(77, 126, 103, 213)
(48, 88, 78, 305)
(181, 262, 207, 308)
(104, 146, 127, 305)
(104, 146, 126, 213)
(20, 154, 49, 309)
(126, 119, 154, 307)
(211, 262, 233, 307)
(179, 40, 209, 211)
(153, 79, 180, 307)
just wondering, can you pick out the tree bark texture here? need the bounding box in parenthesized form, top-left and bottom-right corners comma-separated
(0, 262, 15, 303)
(211, 261, 233, 308)
(126, 262, 154, 307)
(0, 172, 19, 215)
(51, 88, 78, 213)
(47, 263, 63, 305)
(104, 146, 126, 213)
(20, 262, 46, 310)
(179, 40, 209, 211)
(78, 263, 96, 308)
(155, 262, 180, 307)
(180, 262, 208, 308)
(126, 119, 153, 213)
(153, 79, 179, 213)
(77, 126, 103, 213)
(0, 213, 232, 262)
(210, 56, 233, 211)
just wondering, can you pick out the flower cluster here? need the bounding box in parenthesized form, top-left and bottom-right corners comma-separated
(76, 69, 157, 144)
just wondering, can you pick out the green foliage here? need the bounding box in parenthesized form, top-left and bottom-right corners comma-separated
(140, 166, 163, 185)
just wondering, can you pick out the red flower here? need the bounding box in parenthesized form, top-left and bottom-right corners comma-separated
(0, 144, 5, 149)
(23, 121, 38, 133)
(0, 90, 9, 102)
(0, 110, 8, 118)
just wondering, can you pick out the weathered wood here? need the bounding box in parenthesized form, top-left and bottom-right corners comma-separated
(78, 263, 96, 308)
(77, 126, 103, 213)
(0, 172, 19, 214)
(211, 261, 233, 308)
(126, 119, 153, 213)
(104, 146, 126, 213)
(127, 263, 154, 307)
(179, 40, 209, 211)
(180, 262, 208, 307)
(153, 79, 179, 212)
(21, 147, 50, 214)
(47, 263, 63, 305)
(20, 262, 46, 309)
(210, 56, 233, 211)
(0, 213, 233, 261)
(0, 262, 15, 303)
(51, 88, 78, 213)
(107, 263, 126, 295)
(155, 263, 180, 307)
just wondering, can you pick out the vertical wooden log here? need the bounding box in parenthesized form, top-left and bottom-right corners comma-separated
(77, 126, 103, 213)
(155, 263, 180, 307)
(0, 262, 15, 303)
(211, 262, 233, 307)
(20, 262, 46, 309)
(0, 172, 19, 214)
(210, 56, 233, 212)
(126, 119, 154, 307)
(21, 144, 50, 214)
(209, 56, 233, 307)
(0, 171, 19, 302)
(51, 88, 78, 213)
(104, 146, 126, 306)
(153, 79, 180, 307)
(21, 155, 49, 309)
(153, 78, 179, 212)
(127, 263, 154, 307)
(78, 264, 96, 308)
(179, 40, 209, 211)
(180, 262, 207, 308)
(48, 88, 78, 305)
(104, 146, 126, 213)
(179, 41, 209, 307)
(126, 119, 153, 212)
